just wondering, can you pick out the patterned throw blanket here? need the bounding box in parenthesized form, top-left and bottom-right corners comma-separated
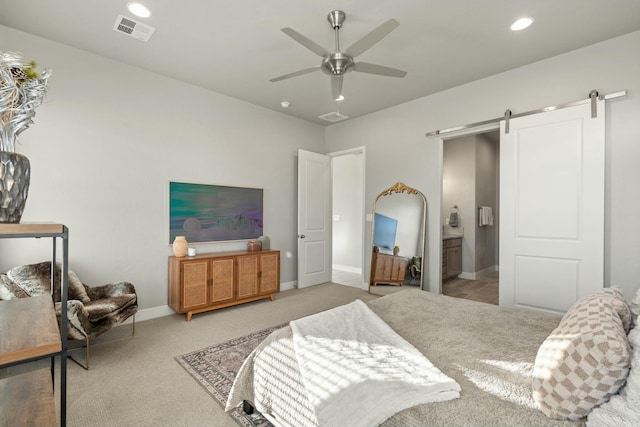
(290, 299, 461, 427)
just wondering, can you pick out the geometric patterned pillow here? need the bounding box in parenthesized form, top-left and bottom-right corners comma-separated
(532, 288, 632, 420)
(586, 287, 640, 427)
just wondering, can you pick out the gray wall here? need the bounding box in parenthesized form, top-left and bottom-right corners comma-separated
(0, 25, 326, 317)
(474, 133, 498, 272)
(326, 30, 640, 301)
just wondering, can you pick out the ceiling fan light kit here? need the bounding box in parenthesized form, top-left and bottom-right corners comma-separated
(271, 10, 407, 102)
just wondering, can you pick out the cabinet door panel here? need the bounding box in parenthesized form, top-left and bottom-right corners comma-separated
(382, 255, 393, 280)
(211, 258, 234, 303)
(237, 255, 259, 299)
(182, 261, 209, 310)
(260, 253, 280, 294)
(446, 248, 462, 278)
(392, 258, 408, 281)
(372, 253, 385, 281)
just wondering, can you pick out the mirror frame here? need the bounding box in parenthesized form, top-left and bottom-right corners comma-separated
(369, 182, 427, 295)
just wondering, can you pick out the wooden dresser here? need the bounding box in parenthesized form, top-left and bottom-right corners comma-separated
(370, 249, 408, 287)
(168, 249, 280, 321)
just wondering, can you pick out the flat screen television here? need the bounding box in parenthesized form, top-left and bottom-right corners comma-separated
(169, 181, 263, 244)
(373, 213, 398, 250)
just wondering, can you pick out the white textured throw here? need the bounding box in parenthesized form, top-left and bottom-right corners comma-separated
(290, 299, 460, 427)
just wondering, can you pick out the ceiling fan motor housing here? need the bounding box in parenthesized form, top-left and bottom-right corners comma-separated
(321, 53, 354, 76)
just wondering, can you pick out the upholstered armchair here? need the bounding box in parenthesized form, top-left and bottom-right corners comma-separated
(0, 261, 138, 368)
(409, 256, 422, 279)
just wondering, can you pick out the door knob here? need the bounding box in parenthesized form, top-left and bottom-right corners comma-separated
(299, 234, 306, 238)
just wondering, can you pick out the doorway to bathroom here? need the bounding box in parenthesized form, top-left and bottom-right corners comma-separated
(442, 130, 500, 304)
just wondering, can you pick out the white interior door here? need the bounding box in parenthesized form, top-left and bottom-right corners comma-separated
(499, 101, 605, 314)
(297, 149, 332, 288)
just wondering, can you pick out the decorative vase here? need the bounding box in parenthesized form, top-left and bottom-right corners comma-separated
(0, 151, 31, 223)
(247, 240, 261, 251)
(172, 236, 188, 257)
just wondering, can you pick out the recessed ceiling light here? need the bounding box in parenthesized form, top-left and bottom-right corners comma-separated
(335, 95, 345, 101)
(510, 17, 533, 31)
(127, 2, 151, 18)
(280, 101, 290, 108)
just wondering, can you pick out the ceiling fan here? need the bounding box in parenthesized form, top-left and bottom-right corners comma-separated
(270, 10, 407, 101)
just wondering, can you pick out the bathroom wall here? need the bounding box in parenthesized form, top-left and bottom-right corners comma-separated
(474, 133, 499, 273)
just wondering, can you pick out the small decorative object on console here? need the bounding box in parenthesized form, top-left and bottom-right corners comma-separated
(247, 240, 261, 251)
(172, 235, 188, 257)
(258, 235, 270, 250)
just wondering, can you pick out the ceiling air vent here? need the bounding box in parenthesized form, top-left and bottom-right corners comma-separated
(113, 15, 155, 42)
(318, 112, 349, 123)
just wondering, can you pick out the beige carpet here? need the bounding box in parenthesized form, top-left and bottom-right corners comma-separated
(44, 283, 377, 427)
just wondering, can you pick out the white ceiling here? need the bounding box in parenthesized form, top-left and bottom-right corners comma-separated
(2, 0, 640, 126)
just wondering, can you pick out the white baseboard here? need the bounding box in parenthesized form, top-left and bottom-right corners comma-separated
(332, 264, 362, 274)
(458, 265, 499, 280)
(477, 265, 499, 275)
(127, 305, 175, 322)
(280, 280, 296, 291)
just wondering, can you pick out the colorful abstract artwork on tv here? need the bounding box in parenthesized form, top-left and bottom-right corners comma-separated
(169, 182, 263, 243)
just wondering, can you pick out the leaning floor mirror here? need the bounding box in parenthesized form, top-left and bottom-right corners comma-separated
(369, 182, 427, 296)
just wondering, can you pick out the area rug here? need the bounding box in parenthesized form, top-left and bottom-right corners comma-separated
(175, 324, 286, 427)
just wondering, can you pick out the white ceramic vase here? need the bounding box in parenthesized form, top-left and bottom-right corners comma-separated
(172, 236, 188, 257)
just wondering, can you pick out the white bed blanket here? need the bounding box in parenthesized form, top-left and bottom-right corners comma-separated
(290, 299, 461, 427)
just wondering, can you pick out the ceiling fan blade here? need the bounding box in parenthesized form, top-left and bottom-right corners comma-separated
(270, 66, 321, 82)
(345, 19, 400, 57)
(331, 75, 343, 100)
(353, 62, 407, 78)
(281, 27, 330, 57)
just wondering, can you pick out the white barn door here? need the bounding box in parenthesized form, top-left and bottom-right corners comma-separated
(297, 150, 332, 288)
(499, 101, 605, 314)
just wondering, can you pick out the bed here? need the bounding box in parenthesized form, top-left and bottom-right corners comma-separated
(226, 288, 638, 427)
